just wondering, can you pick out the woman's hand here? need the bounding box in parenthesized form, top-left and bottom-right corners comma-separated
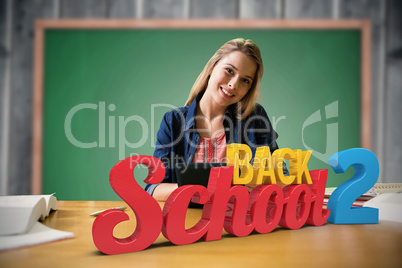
(152, 183, 179, 202)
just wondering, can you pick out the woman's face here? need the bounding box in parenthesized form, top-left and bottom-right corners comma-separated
(205, 51, 257, 108)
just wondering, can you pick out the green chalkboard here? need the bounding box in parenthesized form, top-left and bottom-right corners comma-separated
(41, 26, 363, 200)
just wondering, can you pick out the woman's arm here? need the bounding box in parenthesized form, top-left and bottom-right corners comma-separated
(152, 183, 179, 201)
(148, 110, 180, 201)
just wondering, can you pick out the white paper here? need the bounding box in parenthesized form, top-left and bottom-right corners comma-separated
(0, 222, 74, 251)
(363, 193, 402, 223)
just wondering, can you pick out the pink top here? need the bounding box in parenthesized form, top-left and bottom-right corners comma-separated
(192, 132, 227, 163)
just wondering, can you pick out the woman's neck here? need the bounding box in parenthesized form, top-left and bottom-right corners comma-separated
(196, 94, 226, 138)
(197, 93, 227, 120)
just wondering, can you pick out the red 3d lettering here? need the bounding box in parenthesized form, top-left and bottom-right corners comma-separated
(92, 154, 330, 254)
(92, 156, 165, 254)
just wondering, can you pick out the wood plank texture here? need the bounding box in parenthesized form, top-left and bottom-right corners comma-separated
(240, 0, 279, 18)
(60, 0, 107, 18)
(384, 0, 402, 183)
(339, 0, 385, 179)
(285, 0, 333, 18)
(108, 0, 138, 18)
(1, 201, 402, 267)
(0, 0, 8, 194)
(190, 0, 238, 18)
(8, 0, 55, 195)
(143, 0, 186, 18)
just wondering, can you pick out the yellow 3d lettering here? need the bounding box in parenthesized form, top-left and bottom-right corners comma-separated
(272, 148, 296, 185)
(294, 150, 312, 184)
(251, 146, 276, 185)
(226, 143, 253, 184)
(227, 144, 313, 185)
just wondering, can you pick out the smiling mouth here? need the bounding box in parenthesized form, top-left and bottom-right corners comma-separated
(221, 87, 234, 97)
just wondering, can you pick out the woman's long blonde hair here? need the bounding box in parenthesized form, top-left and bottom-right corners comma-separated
(184, 38, 263, 119)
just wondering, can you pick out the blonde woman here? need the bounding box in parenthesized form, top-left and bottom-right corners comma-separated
(147, 38, 282, 201)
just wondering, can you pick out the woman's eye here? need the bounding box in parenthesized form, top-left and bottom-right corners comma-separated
(226, 68, 234, 74)
(242, 78, 250, 84)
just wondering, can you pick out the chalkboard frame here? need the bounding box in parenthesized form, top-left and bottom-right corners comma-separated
(32, 19, 371, 194)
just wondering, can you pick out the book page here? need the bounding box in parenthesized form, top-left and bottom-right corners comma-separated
(0, 195, 57, 235)
(0, 222, 74, 251)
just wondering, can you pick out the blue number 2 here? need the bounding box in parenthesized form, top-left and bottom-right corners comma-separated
(327, 148, 379, 224)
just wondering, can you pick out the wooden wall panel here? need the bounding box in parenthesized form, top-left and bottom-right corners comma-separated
(0, 0, 7, 195)
(0, 1, 6, 120)
(285, 0, 333, 18)
(8, 0, 55, 194)
(384, 0, 402, 183)
(339, 0, 385, 178)
(190, 0, 238, 18)
(60, 0, 107, 18)
(143, 0, 187, 18)
(240, 0, 279, 18)
(108, 0, 138, 18)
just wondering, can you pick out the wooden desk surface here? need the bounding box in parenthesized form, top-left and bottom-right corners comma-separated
(1, 201, 402, 268)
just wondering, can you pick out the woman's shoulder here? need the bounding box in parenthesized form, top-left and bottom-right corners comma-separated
(249, 103, 268, 117)
(254, 103, 265, 112)
(162, 105, 191, 121)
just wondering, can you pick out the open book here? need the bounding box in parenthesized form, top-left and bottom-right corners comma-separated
(324, 183, 402, 207)
(0, 194, 59, 236)
(0, 194, 74, 251)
